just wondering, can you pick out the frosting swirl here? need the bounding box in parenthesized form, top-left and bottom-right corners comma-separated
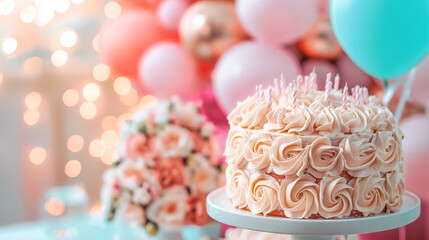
(308, 137, 344, 178)
(224, 128, 248, 166)
(246, 173, 280, 215)
(279, 174, 320, 218)
(372, 131, 400, 172)
(349, 173, 387, 216)
(225, 166, 249, 209)
(228, 96, 269, 129)
(318, 176, 353, 218)
(282, 104, 317, 134)
(341, 135, 381, 177)
(336, 104, 372, 134)
(270, 135, 309, 176)
(243, 132, 272, 171)
(384, 167, 404, 213)
(315, 107, 342, 137)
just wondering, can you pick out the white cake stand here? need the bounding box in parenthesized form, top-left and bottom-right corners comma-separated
(206, 188, 420, 240)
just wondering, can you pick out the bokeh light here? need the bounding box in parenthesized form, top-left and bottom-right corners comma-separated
(100, 148, 117, 165)
(113, 77, 131, 95)
(117, 113, 132, 123)
(54, 0, 70, 13)
(29, 147, 46, 165)
(20, 5, 37, 23)
(25, 92, 42, 109)
(92, 63, 110, 82)
(104, 1, 121, 19)
(71, 0, 85, 4)
(79, 101, 97, 120)
(51, 50, 68, 67)
(101, 130, 118, 148)
(2, 37, 17, 55)
(60, 30, 78, 48)
(92, 35, 100, 52)
(89, 202, 102, 216)
(120, 88, 138, 106)
(23, 56, 43, 74)
(63, 89, 79, 107)
(65, 160, 81, 178)
(89, 139, 106, 157)
(67, 135, 84, 152)
(140, 95, 158, 107)
(45, 198, 65, 216)
(36, 8, 54, 26)
(24, 109, 40, 126)
(102, 115, 118, 131)
(0, 73, 3, 86)
(0, 0, 14, 16)
(82, 83, 100, 101)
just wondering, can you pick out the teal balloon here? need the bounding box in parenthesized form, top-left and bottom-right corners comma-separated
(330, 0, 429, 79)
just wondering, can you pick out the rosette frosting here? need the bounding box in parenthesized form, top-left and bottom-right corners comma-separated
(246, 173, 280, 215)
(225, 166, 249, 209)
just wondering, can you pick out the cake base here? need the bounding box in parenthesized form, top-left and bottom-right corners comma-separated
(206, 188, 420, 239)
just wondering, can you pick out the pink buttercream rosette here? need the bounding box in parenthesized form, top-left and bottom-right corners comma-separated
(101, 97, 224, 236)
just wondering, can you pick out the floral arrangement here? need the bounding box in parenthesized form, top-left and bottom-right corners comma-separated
(101, 97, 224, 236)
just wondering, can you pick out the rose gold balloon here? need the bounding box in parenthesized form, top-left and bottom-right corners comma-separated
(179, 1, 247, 61)
(298, 15, 342, 60)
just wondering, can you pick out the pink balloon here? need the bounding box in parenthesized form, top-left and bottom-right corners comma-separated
(157, 0, 188, 31)
(337, 54, 373, 88)
(213, 41, 301, 113)
(99, 9, 174, 77)
(302, 59, 338, 90)
(236, 0, 318, 45)
(400, 114, 429, 240)
(139, 42, 201, 100)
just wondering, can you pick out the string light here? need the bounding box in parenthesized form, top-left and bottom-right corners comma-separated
(89, 139, 106, 157)
(20, 5, 37, 23)
(120, 88, 138, 106)
(104, 1, 121, 19)
(101, 130, 118, 148)
(79, 101, 97, 119)
(23, 56, 43, 74)
(25, 92, 42, 109)
(2, 37, 17, 55)
(29, 147, 47, 165)
(65, 160, 81, 178)
(102, 115, 118, 131)
(92, 63, 110, 82)
(63, 89, 79, 107)
(67, 135, 84, 152)
(45, 198, 65, 216)
(51, 50, 68, 67)
(82, 83, 100, 101)
(54, 0, 70, 13)
(0, 0, 14, 16)
(24, 109, 40, 126)
(113, 77, 131, 95)
(92, 35, 100, 52)
(60, 30, 78, 48)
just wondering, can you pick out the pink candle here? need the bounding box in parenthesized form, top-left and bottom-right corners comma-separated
(297, 75, 303, 89)
(268, 86, 273, 109)
(341, 83, 348, 110)
(355, 86, 361, 105)
(325, 73, 332, 91)
(334, 74, 340, 91)
(325, 81, 332, 101)
(292, 86, 297, 110)
(280, 79, 285, 96)
(274, 78, 279, 95)
(363, 87, 369, 104)
(304, 76, 309, 94)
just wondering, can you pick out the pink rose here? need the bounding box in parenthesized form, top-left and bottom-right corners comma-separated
(190, 164, 218, 194)
(147, 186, 188, 226)
(114, 203, 146, 225)
(158, 125, 194, 158)
(117, 160, 146, 190)
(153, 158, 186, 189)
(184, 194, 211, 226)
(124, 133, 147, 160)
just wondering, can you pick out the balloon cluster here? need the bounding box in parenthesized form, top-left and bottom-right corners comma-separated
(98, 0, 378, 114)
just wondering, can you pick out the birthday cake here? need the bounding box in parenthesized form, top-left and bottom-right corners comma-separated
(101, 97, 224, 236)
(224, 73, 405, 219)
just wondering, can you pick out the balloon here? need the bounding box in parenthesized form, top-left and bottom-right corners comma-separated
(157, 0, 188, 31)
(302, 59, 338, 90)
(337, 54, 373, 89)
(400, 114, 429, 240)
(99, 9, 174, 77)
(236, 0, 318, 45)
(179, 1, 247, 61)
(330, 0, 429, 79)
(138, 42, 201, 100)
(298, 15, 342, 60)
(213, 41, 301, 113)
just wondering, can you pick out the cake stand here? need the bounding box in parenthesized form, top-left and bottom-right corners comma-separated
(206, 188, 420, 240)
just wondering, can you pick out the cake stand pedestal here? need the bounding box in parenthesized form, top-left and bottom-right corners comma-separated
(206, 188, 420, 240)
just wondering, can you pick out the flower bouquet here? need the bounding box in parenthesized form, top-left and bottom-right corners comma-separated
(101, 97, 224, 239)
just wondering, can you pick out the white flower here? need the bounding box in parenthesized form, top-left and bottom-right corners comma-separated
(132, 187, 152, 205)
(158, 125, 194, 158)
(173, 98, 204, 129)
(146, 186, 188, 227)
(114, 203, 146, 225)
(200, 123, 215, 139)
